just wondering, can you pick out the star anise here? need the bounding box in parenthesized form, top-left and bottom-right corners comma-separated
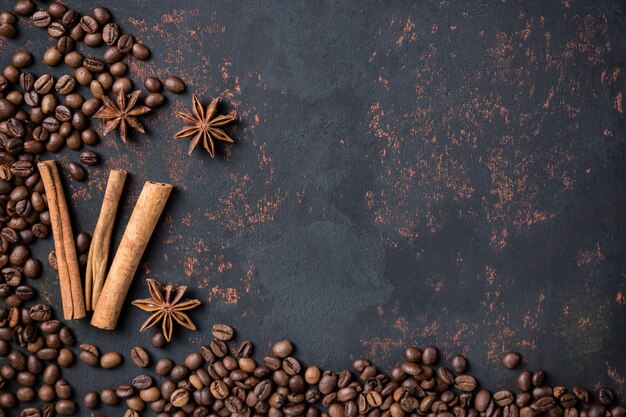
(93, 90, 151, 143)
(175, 94, 236, 157)
(131, 279, 201, 342)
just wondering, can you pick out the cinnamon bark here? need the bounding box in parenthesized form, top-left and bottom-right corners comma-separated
(85, 169, 127, 311)
(91, 181, 173, 330)
(37, 160, 86, 320)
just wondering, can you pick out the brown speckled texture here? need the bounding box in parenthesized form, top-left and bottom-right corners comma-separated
(0, 0, 624, 411)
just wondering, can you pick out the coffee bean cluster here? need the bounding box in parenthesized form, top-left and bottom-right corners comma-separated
(0, 300, 78, 416)
(78, 342, 123, 369)
(0, 11, 17, 39)
(81, 323, 624, 417)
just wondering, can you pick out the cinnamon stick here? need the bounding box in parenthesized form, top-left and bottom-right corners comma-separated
(37, 160, 86, 320)
(91, 181, 173, 330)
(85, 169, 127, 311)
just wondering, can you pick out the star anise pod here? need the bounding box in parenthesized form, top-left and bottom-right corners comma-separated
(175, 94, 236, 157)
(131, 279, 201, 342)
(93, 90, 151, 143)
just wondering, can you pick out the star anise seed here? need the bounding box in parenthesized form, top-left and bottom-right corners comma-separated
(175, 94, 236, 157)
(131, 279, 201, 342)
(93, 90, 151, 143)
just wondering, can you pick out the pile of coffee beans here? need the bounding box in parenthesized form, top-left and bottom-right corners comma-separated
(0, 300, 78, 416)
(73, 323, 623, 417)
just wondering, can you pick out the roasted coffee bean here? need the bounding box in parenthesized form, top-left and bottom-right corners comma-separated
(47, 22, 66, 38)
(55, 399, 77, 415)
(212, 323, 235, 341)
(117, 33, 134, 53)
(84, 391, 100, 408)
(75, 231, 91, 253)
(60, 8, 77, 26)
(116, 383, 135, 399)
(132, 374, 153, 390)
(55, 75, 76, 95)
(132, 42, 151, 60)
(100, 387, 119, 405)
(24, 91, 39, 107)
(79, 343, 99, 366)
(101, 351, 123, 368)
(13, 51, 33, 68)
(32, 10, 51, 27)
(48, 2, 67, 18)
(43, 47, 63, 67)
(145, 92, 165, 108)
(110, 61, 128, 77)
(0, 22, 16, 38)
(57, 347, 74, 367)
(66, 162, 86, 182)
(83, 57, 105, 73)
(33, 75, 53, 95)
(531, 370, 545, 387)
(112, 77, 132, 94)
(30, 304, 51, 321)
(84, 32, 103, 47)
(151, 331, 166, 348)
(131, 346, 150, 368)
(75, 67, 93, 85)
(102, 22, 120, 45)
(156, 357, 174, 375)
(104, 46, 123, 64)
(502, 352, 521, 369)
(19, 72, 35, 91)
(56, 36, 74, 54)
(80, 15, 99, 33)
(164, 74, 186, 94)
(144, 76, 163, 93)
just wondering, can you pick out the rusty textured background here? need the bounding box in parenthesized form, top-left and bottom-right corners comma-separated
(1, 0, 625, 413)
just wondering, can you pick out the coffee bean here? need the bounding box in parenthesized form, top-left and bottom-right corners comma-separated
(100, 351, 123, 369)
(131, 346, 150, 368)
(84, 391, 100, 408)
(80, 15, 99, 33)
(84, 32, 104, 47)
(47, 22, 66, 38)
(74, 231, 90, 253)
(57, 348, 74, 367)
(11, 0, 31, 16)
(100, 387, 119, 405)
(66, 162, 86, 182)
(55, 399, 77, 415)
(132, 43, 151, 60)
(104, 46, 124, 64)
(13, 51, 33, 68)
(112, 77, 132, 94)
(79, 150, 100, 166)
(29, 304, 51, 321)
(64, 51, 84, 68)
(164, 75, 186, 94)
(61, 9, 78, 26)
(55, 75, 76, 95)
(211, 323, 235, 341)
(43, 47, 63, 67)
(32, 11, 51, 28)
(117, 33, 134, 53)
(151, 331, 166, 348)
(0, 23, 16, 38)
(145, 92, 165, 108)
(48, 2, 67, 18)
(87, 6, 110, 23)
(75, 67, 93, 86)
(502, 352, 521, 369)
(422, 345, 438, 365)
(79, 343, 99, 366)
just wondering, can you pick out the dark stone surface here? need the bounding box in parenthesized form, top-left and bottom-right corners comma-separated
(1, 0, 625, 413)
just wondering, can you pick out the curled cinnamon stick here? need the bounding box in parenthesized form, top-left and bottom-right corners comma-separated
(91, 181, 173, 330)
(37, 160, 86, 320)
(85, 169, 127, 311)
